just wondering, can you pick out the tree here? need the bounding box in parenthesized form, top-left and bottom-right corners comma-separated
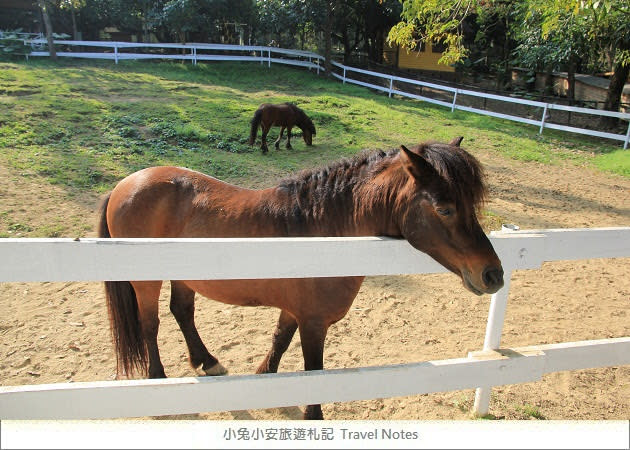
(390, 0, 630, 121)
(473, 1, 517, 88)
(59, 0, 86, 40)
(76, 0, 164, 41)
(351, 0, 401, 64)
(155, 0, 255, 44)
(160, 0, 201, 43)
(256, 0, 306, 47)
(517, 0, 629, 124)
(578, 0, 630, 125)
(387, 0, 475, 66)
(38, 0, 57, 59)
(513, 1, 592, 104)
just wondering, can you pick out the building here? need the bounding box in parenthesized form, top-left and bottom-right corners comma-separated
(383, 39, 455, 78)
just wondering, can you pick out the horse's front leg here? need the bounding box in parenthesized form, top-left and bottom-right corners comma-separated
(170, 281, 227, 376)
(298, 318, 328, 420)
(286, 127, 293, 149)
(256, 310, 298, 374)
(261, 125, 269, 154)
(274, 126, 285, 149)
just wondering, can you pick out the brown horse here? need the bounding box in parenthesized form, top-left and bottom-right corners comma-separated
(248, 102, 316, 154)
(98, 136, 503, 420)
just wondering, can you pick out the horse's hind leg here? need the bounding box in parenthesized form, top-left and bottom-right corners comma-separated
(274, 126, 285, 149)
(170, 281, 227, 376)
(131, 281, 166, 378)
(256, 309, 298, 374)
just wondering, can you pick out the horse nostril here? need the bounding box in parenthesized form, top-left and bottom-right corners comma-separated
(482, 266, 504, 288)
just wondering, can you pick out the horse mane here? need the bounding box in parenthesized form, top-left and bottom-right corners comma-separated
(278, 143, 486, 227)
(278, 148, 393, 194)
(412, 142, 488, 229)
(413, 141, 487, 214)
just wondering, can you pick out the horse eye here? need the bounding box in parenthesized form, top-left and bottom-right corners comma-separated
(437, 208, 452, 217)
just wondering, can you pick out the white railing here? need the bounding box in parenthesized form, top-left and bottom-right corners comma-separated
(0, 227, 628, 419)
(331, 62, 630, 149)
(26, 39, 323, 73)
(25, 40, 630, 149)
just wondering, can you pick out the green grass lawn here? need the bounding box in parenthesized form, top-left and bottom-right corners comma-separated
(1, 59, 626, 190)
(0, 58, 627, 237)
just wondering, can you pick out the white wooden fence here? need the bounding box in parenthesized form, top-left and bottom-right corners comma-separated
(26, 39, 630, 149)
(0, 227, 629, 419)
(331, 62, 630, 149)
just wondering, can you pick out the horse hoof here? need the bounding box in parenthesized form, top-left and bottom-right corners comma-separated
(203, 362, 228, 376)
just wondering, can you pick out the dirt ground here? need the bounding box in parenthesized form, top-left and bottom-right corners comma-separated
(0, 148, 628, 422)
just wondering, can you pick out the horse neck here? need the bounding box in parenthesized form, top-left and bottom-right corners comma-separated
(351, 164, 406, 236)
(295, 113, 307, 130)
(271, 158, 405, 237)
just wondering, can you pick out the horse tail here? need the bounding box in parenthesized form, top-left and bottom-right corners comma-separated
(249, 108, 263, 145)
(98, 193, 148, 377)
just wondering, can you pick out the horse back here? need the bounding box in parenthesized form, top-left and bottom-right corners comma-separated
(259, 103, 298, 127)
(106, 166, 267, 238)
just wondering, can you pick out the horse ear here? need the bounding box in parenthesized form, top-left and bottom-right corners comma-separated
(449, 136, 464, 147)
(400, 145, 436, 180)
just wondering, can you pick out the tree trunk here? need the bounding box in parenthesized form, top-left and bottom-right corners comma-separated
(342, 27, 351, 65)
(324, 1, 333, 77)
(142, 4, 151, 43)
(567, 55, 576, 106)
(39, 1, 57, 60)
(502, 18, 511, 90)
(71, 9, 78, 41)
(600, 60, 630, 129)
(543, 66, 554, 97)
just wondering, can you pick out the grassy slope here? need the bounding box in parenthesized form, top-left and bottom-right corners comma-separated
(0, 58, 627, 237)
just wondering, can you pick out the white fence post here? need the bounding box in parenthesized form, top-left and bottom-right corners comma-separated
(539, 104, 549, 134)
(624, 121, 630, 150)
(388, 76, 393, 98)
(114, 45, 118, 64)
(451, 89, 458, 112)
(472, 271, 512, 416)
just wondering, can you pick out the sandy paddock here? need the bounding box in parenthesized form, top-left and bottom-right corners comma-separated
(0, 149, 628, 421)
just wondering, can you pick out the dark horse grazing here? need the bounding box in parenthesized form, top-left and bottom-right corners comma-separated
(98, 136, 504, 420)
(248, 102, 316, 154)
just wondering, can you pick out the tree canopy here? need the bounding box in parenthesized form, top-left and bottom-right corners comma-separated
(388, 0, 629, 115)
(1, 0, 628, 114)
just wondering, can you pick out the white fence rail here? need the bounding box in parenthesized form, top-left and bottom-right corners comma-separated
(331, 62, 630, 149)
(25, 39, 630, 149)
(26, 39, 324, 72)
(0, 227, 629, 419)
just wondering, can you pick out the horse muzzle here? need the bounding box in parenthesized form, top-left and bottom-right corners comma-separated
(462, 266, 504, 295)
